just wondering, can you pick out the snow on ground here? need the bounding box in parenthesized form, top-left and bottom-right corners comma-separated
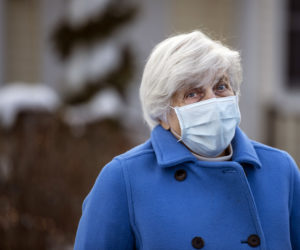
(0, 83, 125, 128)
(0, 83, 61, 128)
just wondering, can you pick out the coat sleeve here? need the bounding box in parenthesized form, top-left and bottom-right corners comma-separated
(288, 153, 300, 249)
(74, 158, 135, 250)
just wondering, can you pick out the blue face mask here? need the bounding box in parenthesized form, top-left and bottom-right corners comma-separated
(171, 96, 241, 157)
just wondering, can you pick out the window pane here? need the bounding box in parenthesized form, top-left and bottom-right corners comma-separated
(287, 0, 300, 88)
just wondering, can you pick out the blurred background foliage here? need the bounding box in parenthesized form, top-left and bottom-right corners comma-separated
(0, 0, 138, 248)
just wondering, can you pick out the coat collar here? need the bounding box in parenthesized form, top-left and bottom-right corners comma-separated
(231, 128, 262, 169)
(151, 125, 262, 169)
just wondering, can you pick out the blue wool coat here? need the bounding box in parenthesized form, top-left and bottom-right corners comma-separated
(74, 126, 300, 250)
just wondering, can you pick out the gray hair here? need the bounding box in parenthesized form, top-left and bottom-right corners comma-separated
(139, 30, 242, 129)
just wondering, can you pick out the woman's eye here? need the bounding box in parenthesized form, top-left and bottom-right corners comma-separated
(184, 90, 203, 104)
(216, 83, 227, 91)
(186, 92, 198, 98)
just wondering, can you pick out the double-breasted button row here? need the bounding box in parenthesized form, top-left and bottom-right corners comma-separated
(191, 234, 260, 249)
(247, 234, 260, 247)
(191, 236, 204, 249)
(242, 234, 261, 247)
(174, 169, 187, 181)
(174, 168, 258, 249)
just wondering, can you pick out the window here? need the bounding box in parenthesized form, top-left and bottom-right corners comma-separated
(287, 0, 300, 88)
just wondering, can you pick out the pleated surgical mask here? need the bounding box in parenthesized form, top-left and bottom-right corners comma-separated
(171, 95, 241, 157)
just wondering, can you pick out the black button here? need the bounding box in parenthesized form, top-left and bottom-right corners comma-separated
(247, 234, 260, 247)
(191, 236, 204, 249)
(174, 169, 187, 181)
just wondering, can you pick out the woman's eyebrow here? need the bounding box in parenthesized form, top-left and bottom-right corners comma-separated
(218, 76, 225, 82)
(185, 86, 204, 93)
(215, 75, 229, 84)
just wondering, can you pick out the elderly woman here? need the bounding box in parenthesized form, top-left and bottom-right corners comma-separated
(74, 31, 300, 249)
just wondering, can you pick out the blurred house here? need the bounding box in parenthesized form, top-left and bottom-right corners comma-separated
(0, 0, 299, 159)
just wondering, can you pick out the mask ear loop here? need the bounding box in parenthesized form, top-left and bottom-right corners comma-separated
(168, 106, 183, 142)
